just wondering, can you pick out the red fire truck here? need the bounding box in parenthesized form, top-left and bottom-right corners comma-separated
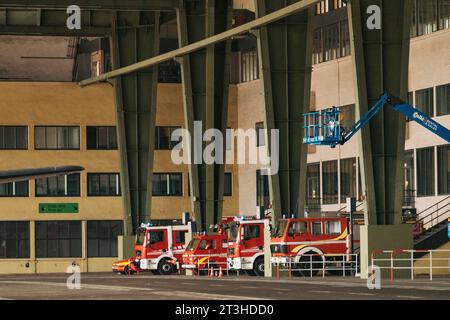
(135, 223, 190, 275)
(270, 217, 353, 276)
(227, 216, 268, 276)
(181, 217, 234, 275)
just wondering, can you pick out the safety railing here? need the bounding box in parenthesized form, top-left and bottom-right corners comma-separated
(273, 253, 359, 278)
(195, 260, 230, 277)
(371, 249, 450, 281)
(416, 196, 450, 231)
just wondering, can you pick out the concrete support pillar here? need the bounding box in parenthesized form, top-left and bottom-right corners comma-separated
(110, 11, 160, 235)
(177, 0, 232, 232)
(255, 0, 314, 224)
(29, 220, 36, 273)
(118, 235, 136, 260)
(348, 0, 414, 275)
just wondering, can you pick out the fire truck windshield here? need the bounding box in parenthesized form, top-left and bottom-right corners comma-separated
(273, 220, 288, 238)
(227, 224, 238, 242)
(186, 238, 200, 251)
(136, 228, 146, 245)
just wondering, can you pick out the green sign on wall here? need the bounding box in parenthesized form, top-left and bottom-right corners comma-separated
(39, 203, 79, 214)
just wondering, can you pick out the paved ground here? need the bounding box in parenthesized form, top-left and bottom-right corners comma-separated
(0, 273, 448, 300)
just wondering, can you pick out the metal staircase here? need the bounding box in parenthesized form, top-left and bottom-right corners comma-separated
(413, 196, 450, 250)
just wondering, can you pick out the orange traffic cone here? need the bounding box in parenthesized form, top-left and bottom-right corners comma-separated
(218, 267, 223, 278)
(209, 266, 214, 277)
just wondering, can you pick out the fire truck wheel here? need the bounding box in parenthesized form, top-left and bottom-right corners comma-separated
(293, 255, 321, 277)
(158, 259, 174, 275)
(253, 257, 265, 277)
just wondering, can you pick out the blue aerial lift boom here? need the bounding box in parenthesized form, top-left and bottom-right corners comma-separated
(303, 93, 450, 147)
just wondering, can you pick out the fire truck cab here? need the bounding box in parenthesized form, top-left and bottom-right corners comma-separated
(271, 217, 351, 276)
(227, 217, 267, 276)
(181, 217, 234, 274)
(135, 223, 190, 275)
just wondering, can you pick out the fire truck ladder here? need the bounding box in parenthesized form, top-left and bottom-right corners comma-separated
(303, 93, 450, 147)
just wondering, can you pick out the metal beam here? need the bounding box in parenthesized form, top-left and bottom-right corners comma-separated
(176, 0, 232, 233)
(79, 0, 319, 86)
(110, 10, 160, 235)
(0, 0, 178, 10)
(255, 0, 314, 223)
(348, 0, 413, 225)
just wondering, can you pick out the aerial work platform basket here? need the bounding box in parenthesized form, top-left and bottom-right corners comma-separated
(303, 107, 343, 146)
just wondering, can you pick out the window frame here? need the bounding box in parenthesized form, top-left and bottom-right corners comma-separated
(87, 173, 121, 197)
(0, 221, 30, 259)
(35, 173, 81, 197)
(35, 221, 82, 258)
(87, 220, 123, 258)
(34, 126, 80, 150)
(152, 172, 183, 197)
(86, 126, 118, 150)
(0, 126, 28, 150)
(0, 180, 29, 198)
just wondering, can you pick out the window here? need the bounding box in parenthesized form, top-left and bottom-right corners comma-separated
(313, 20, 350, 65)
(35, 126, 80, 150)
(439, 0, 450, 30)
(255, 122, 265, 147)
(322, 160, 338, 204)
(0, 126, 27, 150)
(404, 150, 416, 206)
(224, 172, 232, 197)
(155, 126, 181, 150)
(0, 181, 28, 197)
(312, 222, 322, 235)
(87, 221, 123, 257)
(256, 169, 270, 208)
(313, 29, 323, 65)
(340, 158, 357, 203)
(242, 225, 260, 240)
(198, 239, 215, 250)
(88, 173, 120, 196)
(35, 221, 82, 258)
(412, 0, 450, 37)
(436, 83, 450, 116)
(175, 231, 185, 244)
(306, 163, 320, 210)
(325, 220, 341, 235)
(288, 222, 308, 236)
(86, 126, 117, 150)
(323, 23, 340, 62)
(415, 88, 434, 117)
(438, 144, 450, 195)
(148, 231, 164, 244)
(0, 221, 29, 259)
(340, 104, 356, 129)
(340, 20, 351, 58)
(36, 173, 80, 197)
(417, 147, 435, 196)
(241, 49, 259, 83)
(153, 173, 182, 196)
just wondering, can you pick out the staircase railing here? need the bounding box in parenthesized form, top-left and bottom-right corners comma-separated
(415, 195, 450, 232)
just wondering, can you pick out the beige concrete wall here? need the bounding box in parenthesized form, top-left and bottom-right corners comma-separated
(414, 241, 450, 276)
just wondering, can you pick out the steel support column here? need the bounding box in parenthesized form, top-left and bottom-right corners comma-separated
(110, 11, 160, 235)
(348, 0, 413, 225)
(177, 0, 232, 232)
(255, 0, 314, 223)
